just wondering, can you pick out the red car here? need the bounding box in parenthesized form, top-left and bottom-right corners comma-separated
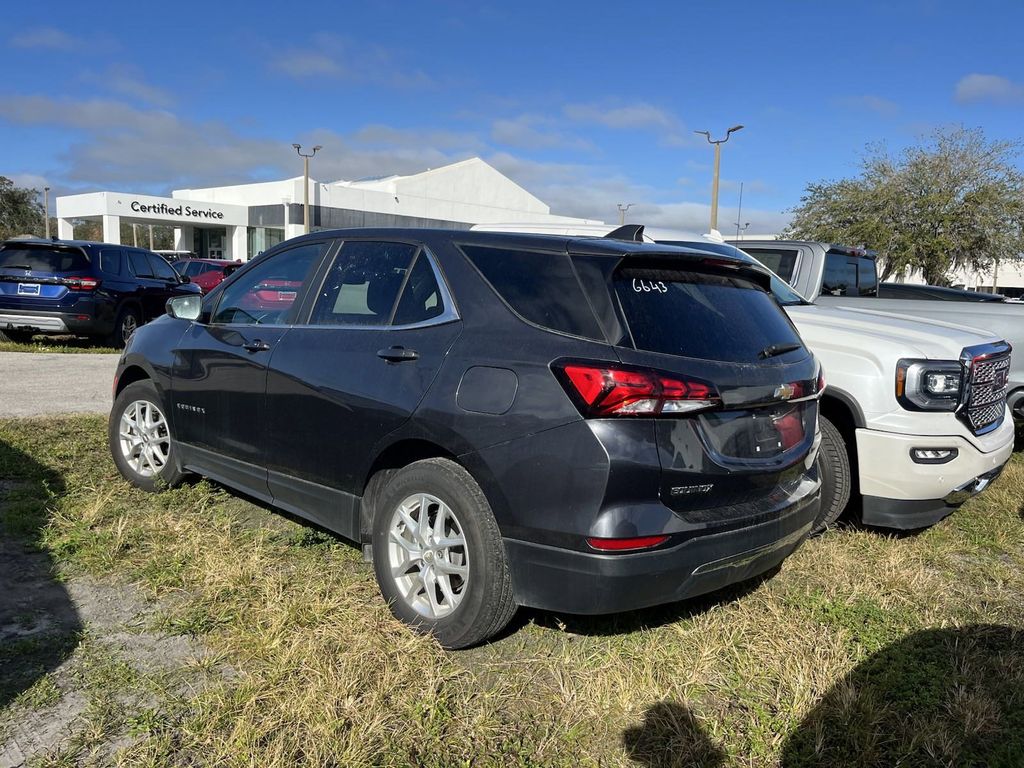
(172, 259, 242, 294)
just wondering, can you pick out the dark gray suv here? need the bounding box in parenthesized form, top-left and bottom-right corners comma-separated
(109, 229, 823, 647)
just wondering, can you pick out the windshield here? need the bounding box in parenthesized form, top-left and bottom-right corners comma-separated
(0, 245, 90, 273)
(655, 240, 808, 306)
(613, 265, 804, 363)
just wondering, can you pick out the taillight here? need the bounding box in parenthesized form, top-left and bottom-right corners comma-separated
(63, 276, 100, 291)
(586, 535, 670, 551)
(817, 366, 826, 394)
(556, 362, 720, 417)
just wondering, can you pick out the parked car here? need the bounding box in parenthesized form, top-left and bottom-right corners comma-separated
(0, 238, 201, 347)
(109, 228, 823, 648)
(878, 282, 1006, 302)
(475, 223, 1015, 533)
(172, 258, 242, 293)
(731, 241, 1024, 420)
(154, 249, 198, 263)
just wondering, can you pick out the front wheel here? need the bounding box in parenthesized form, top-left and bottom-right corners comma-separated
(810, 416, 852, 534)
(109, 380, 186, 492)
(371, 458, 517, 649)
(108, 306, 140, 348)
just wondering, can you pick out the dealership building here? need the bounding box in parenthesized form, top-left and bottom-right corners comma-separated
(54, 157, 599, 261)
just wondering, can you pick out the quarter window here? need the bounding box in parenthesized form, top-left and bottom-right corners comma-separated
(309, 241, 419, 326)
(99, 249, 122, 276)
(459, 245, 604, 340)
(211, 243, 324, 325)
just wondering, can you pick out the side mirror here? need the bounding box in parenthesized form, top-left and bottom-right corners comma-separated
(178, 274, 191, 283)
(166, 294, 202, 321)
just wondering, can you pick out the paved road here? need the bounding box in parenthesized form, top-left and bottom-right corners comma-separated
(0, 352, 120, 418)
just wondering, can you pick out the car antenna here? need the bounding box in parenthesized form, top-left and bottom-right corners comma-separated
(603, 224, 645, 242)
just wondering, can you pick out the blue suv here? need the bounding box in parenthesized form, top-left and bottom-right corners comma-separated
(0, 238, 201, 347)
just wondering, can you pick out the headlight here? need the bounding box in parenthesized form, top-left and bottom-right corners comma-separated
(896, 360, 962, 411)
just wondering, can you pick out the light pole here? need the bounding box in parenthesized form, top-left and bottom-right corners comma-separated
(292, 143, 322, 234)
(617, 203, 634, 225)
(43, 186, 50, 238)
(694, 124, 743, 231)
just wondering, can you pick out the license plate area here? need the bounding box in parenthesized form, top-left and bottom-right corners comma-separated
(17, 283, 41, 296)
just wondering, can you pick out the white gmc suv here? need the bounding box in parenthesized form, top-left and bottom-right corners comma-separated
(473, 222, 1015, 533)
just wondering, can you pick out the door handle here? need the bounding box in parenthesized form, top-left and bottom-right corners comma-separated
(377, 346, 419, 362)
(242, 340, 271, 352)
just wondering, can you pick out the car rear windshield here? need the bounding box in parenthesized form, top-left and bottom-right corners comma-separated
(0, 245, 90, 273)
(613, 266, 803, 362)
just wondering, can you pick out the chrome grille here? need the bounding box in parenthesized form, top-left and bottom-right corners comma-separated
(965, 353, 1010, 432)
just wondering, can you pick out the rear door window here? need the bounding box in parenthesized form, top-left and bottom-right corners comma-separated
(309, 241, 419, 327)
(460, 244, 604, 340)
(99, 249, 123, 276)
(128, 250, 154, 278)
(613, 266, 803, 362)
(0, 246, 89, 273)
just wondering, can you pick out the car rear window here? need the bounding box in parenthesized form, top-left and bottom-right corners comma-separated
(0, 246, 89, 273)
(613, 266, 803, 362)
(459, 244, 604, 340)
(738, 247, 799, 283)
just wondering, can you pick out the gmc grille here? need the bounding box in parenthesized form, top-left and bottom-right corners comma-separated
(964, 353, 1010, 433)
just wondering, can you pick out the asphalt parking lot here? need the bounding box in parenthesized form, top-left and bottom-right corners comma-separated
(0, 352, 119, 417)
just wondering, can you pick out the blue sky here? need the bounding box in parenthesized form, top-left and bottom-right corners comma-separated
(2, 0, 1023, 233)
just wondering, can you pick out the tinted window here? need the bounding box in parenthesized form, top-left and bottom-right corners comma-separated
(855, 255, 878, 296)
(393, 253, 446, 325)
(309, 241, 418, 327)
(99, 249, 123, 275)
(740, 248, 799, 282)
(613, 267, 803, 363)
(0, 246, 89, 273)
(460, 245, 603, 340)
(128, 250, 153, 278)
(148, 253, 178, 280)
(212, 243, 324, 325)
(657, 241, 806, 306)
(821, 253, 856, 296)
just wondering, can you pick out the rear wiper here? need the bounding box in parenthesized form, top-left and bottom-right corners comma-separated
(2, 265, 32, 270)
(758, 342, 802, 359)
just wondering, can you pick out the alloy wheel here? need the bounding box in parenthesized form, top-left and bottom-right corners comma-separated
(387, 493, 469, 619)
(118, 400, 170, 478)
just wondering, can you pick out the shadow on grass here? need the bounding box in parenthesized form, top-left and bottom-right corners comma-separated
(622, 625, 1024, 767)
(0, 435, 82, 709)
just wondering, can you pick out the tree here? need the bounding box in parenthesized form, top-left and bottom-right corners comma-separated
(784, 127, 1024, 285)
(0, 176, 45, 240)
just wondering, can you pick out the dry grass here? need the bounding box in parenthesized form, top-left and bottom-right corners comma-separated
(1, 415, 1022, 767)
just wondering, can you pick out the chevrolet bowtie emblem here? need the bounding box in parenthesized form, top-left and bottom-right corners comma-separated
(774, 383, 795, 400)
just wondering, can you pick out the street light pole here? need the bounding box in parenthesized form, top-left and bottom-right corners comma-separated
(617, 203, 634, 225)
(694, 125, 743, 231)
(43, 186, 50, 238)
(293, 143, 322, 234)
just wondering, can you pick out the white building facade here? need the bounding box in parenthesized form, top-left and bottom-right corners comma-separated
(55, 158, 600, 261)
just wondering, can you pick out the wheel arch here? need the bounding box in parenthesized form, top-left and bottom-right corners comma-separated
(819, 390, 861, 496)
(114, 364, 151, 398)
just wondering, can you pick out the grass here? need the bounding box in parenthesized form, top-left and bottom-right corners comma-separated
(0, 335, 118, 354)
(1, 414, 1022, 766)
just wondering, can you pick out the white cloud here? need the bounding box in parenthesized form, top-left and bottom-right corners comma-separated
(10, 27, 79, 50)
(81, 66, 174, 108)
(954, 74, 1024, 105)
(562, 100, 694, 147)
(268, 34, 436, 88)
(835, 94, 899, 116)
(490, 115, 594, 151)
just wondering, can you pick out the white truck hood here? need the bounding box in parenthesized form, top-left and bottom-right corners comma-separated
(785, 302, 1000, 360)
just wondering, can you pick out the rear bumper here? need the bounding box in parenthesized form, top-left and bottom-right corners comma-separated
(862, 464, 1008, 530)
(504, 486, 819, 615)
(0, 307, 107, 335)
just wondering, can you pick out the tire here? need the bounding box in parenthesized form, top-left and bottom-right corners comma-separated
(371, 458, 516, 649)
(810, 415, 852, 534)
(109, 380, 186, 492)
(0, 329, 35, 344)
(108, 306, 141, 348)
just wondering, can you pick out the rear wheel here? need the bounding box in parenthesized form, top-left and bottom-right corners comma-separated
(109, 380, 186, 492)
(810, 415, 852, 534)
(108, 306, 140, 348)
(371, 458, 516, 649)
(0, 329, 35, 344)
